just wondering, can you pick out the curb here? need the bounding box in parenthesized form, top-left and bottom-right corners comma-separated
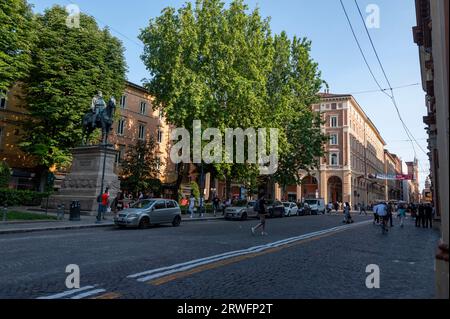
(0, 217, 225, 235)
(0, 222, 114, 235)
(0, 219, 60, 225)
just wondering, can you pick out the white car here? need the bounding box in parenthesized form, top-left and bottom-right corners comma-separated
(303, 199, 326, 215)
(283, 202, 299, 217)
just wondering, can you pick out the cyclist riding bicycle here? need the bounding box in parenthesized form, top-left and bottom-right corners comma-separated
(375, 202, 389, 233)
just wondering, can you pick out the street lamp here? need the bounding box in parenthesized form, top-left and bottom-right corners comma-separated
(96, 136, 109, 223)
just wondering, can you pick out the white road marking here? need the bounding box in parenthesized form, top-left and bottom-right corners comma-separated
(70, 289, 106, 299)
(37, 286, 96, 299)
(128, 221, 371, 282)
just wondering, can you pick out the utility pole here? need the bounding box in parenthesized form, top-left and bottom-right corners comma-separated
(364, 122, 369, 207)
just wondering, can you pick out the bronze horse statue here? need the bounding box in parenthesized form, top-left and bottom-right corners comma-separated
(81, 97, 116, 145)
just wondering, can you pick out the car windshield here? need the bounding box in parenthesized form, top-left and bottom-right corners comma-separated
(247, 202, 255, 207)
(130, 200, 155, 209)
(304, 200, 318, 205)
(232, 200, 248, 207)
(283, 203, 290, 207)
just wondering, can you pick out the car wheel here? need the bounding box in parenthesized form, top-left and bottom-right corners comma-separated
(172, 215, 181, 227)
(139, 217, 151, 229)
(241, 213, 248, 221)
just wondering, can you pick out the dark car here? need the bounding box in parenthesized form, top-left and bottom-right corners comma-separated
(266, 200, 284, 218)
(297, 202, 312, 216)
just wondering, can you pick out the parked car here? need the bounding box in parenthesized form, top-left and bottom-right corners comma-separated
(303, 199, 326, 215)
(283, 202, 299, 217)
(297, 202, 312, 216)
(225, 201, 259, 220)
(266, 200, 285, 218)
(114, 199, 182, 229)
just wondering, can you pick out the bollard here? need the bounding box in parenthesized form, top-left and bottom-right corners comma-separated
(57, 204, 65, 220)
(2, 205, 7, 222)
(61, 204, 65, 220)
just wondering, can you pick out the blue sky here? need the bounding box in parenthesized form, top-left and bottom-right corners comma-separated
(30, 0, 430, 189)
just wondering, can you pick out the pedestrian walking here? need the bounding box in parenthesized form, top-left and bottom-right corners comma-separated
(327, 202, 333, 214)
(397, 204, 407, 228)
(213, 196, 220, 217)
(198, 196, 205, 218)
(188, 194, 196, 219)
(424, 204, 433, 229)
(100, 188, 110, 220)
(360, 202, 367, 215)
(417, 204, 425, 227)
(251, 195, 268, 236)
(387, 203, 395, 227)
(343, 202, 353, 224)
(373, 202, 380, 225)
(334, 202, 339, 214)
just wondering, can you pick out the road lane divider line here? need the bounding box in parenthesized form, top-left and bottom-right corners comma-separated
(37, 285, 110, 300)
(150, 229, 344, 286)
(70, 289, 106, 299)
(128, 222, 364, 281)
(128, 221, 371, 284)
(91, 292, 122, 299)
(36, 286, 96, 299)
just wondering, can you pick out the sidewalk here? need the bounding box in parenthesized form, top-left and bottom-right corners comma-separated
(0, 207, 224, 235)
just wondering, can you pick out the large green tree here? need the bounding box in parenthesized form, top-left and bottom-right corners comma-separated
(0, 0, 35, 93)
(20, 6, 127, 171)
(140, 0, 325, 197)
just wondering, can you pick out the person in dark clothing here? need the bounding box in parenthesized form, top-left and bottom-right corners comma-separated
(334, 202, 339, 214)
(251, 195, 268, 236)
(417, 204, 425, 227)
(424, 204, 433, 229)
(387, 203, 394, 227)
(212, 196, 220, 217)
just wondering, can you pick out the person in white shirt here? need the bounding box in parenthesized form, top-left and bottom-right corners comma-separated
(189, 194, 196, 219)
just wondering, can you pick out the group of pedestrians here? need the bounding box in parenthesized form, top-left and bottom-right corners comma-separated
(372, 201, 435, 231)
(414, 203, 434, 229)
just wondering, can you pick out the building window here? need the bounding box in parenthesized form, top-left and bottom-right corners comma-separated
(138, 124, 146, 140)
(117, 118, 125, 136)
(330, 116, 338, 128)
(157, 130, 163, 144)
(140, 101, 147, 115)
(330, 153, 339, 166)
(330, 134, 338, 145)
(0, 91, 7, 109)
(120, 95, 127, 109)
(115, 145, 126, 164)
(331, 103, 337, 110)
(159, 109, 163, 121)
(156, 157, 161, 171)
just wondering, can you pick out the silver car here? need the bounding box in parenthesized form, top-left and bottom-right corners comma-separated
(225, 201, 259, 221)
(114, 199, 182, 229)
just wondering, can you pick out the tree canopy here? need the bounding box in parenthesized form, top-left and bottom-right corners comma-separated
(20, 5, 127, 168)
(0, 0, 35, 93)
(140, 0, 326, 190)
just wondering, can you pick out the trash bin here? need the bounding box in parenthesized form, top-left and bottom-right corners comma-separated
(69, 201, 81, 221)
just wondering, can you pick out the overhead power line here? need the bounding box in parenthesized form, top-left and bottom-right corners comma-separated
(350, 83, 420, 95)
(65, 0, 144, 49)
(338, 0, 388, 95)
(353, 0, 429, 157)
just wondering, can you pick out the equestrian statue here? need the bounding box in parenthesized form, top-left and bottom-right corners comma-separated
(81, 91, 116, 145)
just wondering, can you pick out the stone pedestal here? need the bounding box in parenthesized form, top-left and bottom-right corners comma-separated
(48, 145, 120, 215)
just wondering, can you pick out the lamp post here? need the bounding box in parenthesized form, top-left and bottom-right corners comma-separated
(96, 136, 109, 223)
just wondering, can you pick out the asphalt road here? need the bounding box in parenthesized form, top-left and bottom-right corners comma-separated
(0, 214, 440, 299)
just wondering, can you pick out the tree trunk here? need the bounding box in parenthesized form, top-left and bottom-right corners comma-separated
(225, 176, 232, 200)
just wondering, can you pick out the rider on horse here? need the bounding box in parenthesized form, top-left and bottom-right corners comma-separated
(91, 91, 106, 128)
